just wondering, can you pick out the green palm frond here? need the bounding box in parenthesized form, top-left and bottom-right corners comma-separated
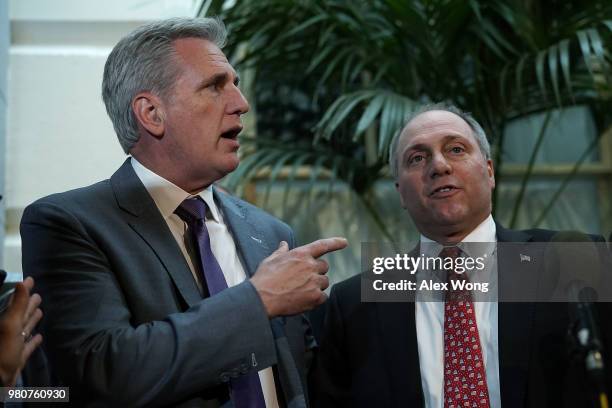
(314, 89, 418, 157)
(224, 135, 364, 195)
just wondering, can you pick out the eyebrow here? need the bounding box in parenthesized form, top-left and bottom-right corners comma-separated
(197, 72, 240, 91)
(404, 135, 467, 152)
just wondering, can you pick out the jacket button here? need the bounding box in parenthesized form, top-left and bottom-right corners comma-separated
(220, 373, 230, 383)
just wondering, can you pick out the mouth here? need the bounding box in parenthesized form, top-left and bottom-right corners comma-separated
(429, 185, 460, 198)
(220, 126, 243, 140)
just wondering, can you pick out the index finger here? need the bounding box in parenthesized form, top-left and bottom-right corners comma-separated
(22, 277, 35, 291)
(297, 237, 348, 259)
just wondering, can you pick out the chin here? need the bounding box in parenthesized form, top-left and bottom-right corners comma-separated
(432, 201, 464, 218)
(222, 158, 240, 175)
(433, 209, 468, 226)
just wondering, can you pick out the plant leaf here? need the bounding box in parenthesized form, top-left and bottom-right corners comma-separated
(576, 29, 594, 76)
(547, 44, 562, 107)
(355, 93, 385, 140)
(535, 50, 548, 102)
(558, 39, 574, 102)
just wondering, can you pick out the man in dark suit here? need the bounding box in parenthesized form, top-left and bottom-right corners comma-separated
(20, 17, 346, 407)
(312, 104, 612, 407)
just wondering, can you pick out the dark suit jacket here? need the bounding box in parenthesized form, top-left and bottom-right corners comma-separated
(20, 159, 314, 407)
(312, 224, 612, 407)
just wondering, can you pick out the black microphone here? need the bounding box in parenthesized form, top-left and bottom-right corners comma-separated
(567, 280, 608, 408)
(550, 231, 608, 407)
(566, 280, 602, 353)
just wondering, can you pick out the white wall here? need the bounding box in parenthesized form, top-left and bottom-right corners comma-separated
(4, 0, 202, 275)
(10, 0, 199, 21)
(0, 2, 8, 271)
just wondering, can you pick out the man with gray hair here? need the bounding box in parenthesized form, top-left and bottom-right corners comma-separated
(20, 17, 346, 407)
(313, 103, 612, 407)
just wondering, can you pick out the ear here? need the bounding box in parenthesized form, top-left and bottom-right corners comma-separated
(132, 92, 165, 138)
(395, 182, 407, 209)
(486, 159, 496, 189)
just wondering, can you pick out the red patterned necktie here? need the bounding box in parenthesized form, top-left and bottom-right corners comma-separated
(441, 246, 490, 408)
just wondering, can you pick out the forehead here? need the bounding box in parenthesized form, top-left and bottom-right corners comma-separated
(399, 110, 476, 149)
(172, 37, 235, 76)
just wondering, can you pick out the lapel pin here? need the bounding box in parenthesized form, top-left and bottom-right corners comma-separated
(520, 254, 531, 262)
(250, 236, 263, 244)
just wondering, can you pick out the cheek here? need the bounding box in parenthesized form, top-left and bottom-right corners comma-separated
(467, 162, 492, 183)
(397, 175, 425, 207)
(471, 165, 494, 197)
(398, 175, 417, 194)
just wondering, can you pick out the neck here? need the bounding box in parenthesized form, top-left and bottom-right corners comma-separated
(131, 153, 211, 195)
(425, 230, 469, 246)
(420, 214, 490, 245)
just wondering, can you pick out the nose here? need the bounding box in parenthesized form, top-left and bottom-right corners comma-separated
(227, 85, 250, 116)
(428, 152, 452, 179)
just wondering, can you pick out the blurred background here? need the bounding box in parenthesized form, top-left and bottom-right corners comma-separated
(1, 0, 610, 285)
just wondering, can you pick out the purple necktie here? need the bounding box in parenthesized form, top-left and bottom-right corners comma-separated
(175, 197, 267, 408)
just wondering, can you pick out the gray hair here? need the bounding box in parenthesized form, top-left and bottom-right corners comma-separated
(102, 17, 227, 153)
(389, 103, 491, 179)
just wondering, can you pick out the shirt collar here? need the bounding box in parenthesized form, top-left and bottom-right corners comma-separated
(130, 157, 221, 223)
(420, 214, 496, 257)
(199, 186, 221, 223)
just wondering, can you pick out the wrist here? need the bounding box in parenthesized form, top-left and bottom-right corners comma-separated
(250, 279, 277, 318)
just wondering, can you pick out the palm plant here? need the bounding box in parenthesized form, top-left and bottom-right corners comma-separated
(203, 0, 611, 240)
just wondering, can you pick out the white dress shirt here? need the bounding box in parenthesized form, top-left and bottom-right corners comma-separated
(416, 214, 501, 408)
(131, 158, 279, 408)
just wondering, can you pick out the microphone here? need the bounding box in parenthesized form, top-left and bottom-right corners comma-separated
(566, 280, 602, 353)
(549, 231, 608, 407)
(567, 280, 608, 408)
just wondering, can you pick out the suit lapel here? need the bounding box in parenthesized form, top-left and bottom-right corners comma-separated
(214, 189, 271, 277)
(374, 244, 423, 405)
(215, 190, 307, 407)
(496, 224, 539, 407)
(111, 159, 202, 308)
